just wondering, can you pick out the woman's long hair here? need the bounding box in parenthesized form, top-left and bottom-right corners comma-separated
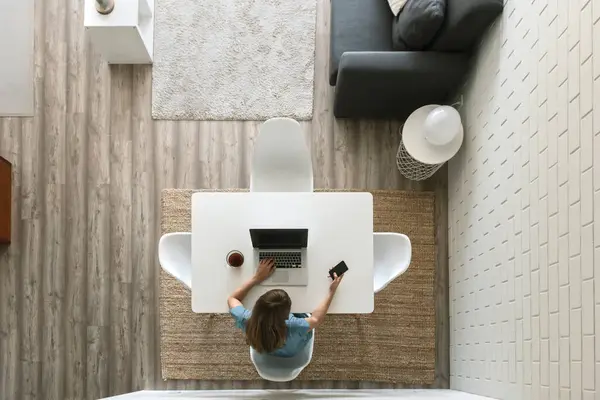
(246, 289, 291, 353)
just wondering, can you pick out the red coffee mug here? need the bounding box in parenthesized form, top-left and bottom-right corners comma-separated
(226, 250, 244, 267)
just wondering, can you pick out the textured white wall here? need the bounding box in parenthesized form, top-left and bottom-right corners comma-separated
(0, 0, 34, 116)
(449, 0, 599, 399)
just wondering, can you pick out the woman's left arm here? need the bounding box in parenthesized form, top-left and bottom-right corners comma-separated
(227, 259, 275, 309)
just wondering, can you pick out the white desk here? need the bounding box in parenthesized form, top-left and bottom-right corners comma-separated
(191, 192, 374, 313)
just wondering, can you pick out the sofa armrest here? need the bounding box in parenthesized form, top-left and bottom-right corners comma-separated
(430, 0, 504, 52)
(334, 51, 469, 119)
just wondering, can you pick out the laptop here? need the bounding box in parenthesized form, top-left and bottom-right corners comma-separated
(250, 228, 309, 286)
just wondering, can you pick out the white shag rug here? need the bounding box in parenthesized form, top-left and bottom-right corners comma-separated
(152, 0, 317, 121)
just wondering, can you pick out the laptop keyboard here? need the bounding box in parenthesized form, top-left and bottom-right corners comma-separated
(259, 252, 302, 268)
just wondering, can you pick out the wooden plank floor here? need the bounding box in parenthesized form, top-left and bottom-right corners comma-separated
(0, 0, 448, 399)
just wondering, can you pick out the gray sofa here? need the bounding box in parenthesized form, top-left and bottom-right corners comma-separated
(330, 0, 504, 119)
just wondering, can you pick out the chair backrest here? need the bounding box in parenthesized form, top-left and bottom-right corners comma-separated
(158, 232, 192, 289)
(250, 117, 314, 192)
(373, 232, 412, 293)
(250, 331, 315, 382)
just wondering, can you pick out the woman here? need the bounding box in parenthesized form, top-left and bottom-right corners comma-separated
(227, 259, 344, 357)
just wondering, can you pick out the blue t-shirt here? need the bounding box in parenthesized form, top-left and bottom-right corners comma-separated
(230, 305, 313, 358)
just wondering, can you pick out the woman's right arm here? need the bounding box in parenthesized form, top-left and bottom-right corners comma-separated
(306, 273, 343, 329)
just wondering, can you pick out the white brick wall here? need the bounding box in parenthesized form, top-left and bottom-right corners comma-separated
(448, 0, 599, 398)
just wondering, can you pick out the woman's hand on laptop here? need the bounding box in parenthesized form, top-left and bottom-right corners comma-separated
(253, 258, 276, 283)
(228, 259, 275, 309)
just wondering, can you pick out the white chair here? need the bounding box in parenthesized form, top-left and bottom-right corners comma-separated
(373, 232, 412, 293)
(250, 117, 314, 192)
(158, 232, 192, 290)
(250, 330, 315, 382)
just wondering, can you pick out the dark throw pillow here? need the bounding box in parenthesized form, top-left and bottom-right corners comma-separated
(392, 0, 446, 51)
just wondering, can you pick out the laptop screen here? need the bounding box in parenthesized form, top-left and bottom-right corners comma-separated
(250, 229, 308, 249)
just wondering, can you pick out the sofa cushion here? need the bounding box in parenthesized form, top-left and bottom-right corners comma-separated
(392, 0, 446, 51)
(333, 51, 469, 118)
(330, 0, 394, 85)
(430, 0, 503, 52)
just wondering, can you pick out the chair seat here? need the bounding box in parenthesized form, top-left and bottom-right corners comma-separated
(158, 232, 192, 289)
(373, 232, 411, 293)
(250, 117, 314, 193)
(250, 330, 315, 382)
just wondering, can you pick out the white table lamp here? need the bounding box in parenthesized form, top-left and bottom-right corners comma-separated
(396, 104, 464, 181)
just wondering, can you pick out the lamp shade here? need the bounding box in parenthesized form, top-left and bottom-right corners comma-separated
(424, 106, 462, 146)
(402, 105, 464, 165)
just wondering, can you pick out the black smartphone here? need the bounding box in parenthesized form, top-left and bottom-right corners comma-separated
(329, 261, 349, 279)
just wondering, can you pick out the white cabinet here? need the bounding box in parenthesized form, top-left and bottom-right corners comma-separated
(84, 0, 154, 64)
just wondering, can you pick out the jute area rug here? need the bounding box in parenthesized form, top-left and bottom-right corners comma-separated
(160, 189, 436, 383)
